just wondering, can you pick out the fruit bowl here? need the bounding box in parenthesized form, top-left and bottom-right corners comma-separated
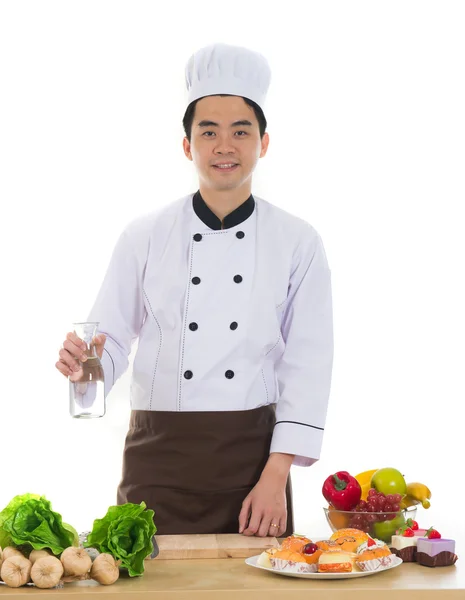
(323, 505, 418, 543)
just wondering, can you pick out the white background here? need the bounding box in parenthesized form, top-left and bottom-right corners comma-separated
(1, 1, 464, 545)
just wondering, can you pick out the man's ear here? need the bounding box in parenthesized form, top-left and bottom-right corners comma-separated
(183, 137, 193, 160)
(259, 132, 270, 158)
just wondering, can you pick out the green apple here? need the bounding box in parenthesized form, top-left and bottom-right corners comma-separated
(371, 467, 407, 496)
(372, 514, 406, 542)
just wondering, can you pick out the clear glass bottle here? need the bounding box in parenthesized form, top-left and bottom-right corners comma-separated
(69, 322, 105, 418)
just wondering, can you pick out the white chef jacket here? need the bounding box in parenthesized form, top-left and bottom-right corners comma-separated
(87, 191, 334, 466)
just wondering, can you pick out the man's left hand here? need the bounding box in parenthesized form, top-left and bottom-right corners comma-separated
(238, 452, 294, 538)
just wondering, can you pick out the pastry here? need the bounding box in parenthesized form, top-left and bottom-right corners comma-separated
(316, 539, 340, 551)
(355, 538, 396, 571)
(330, 528, 369, 553)
(390, 532, 418, 562)
(390, 520, 425, 560)
(413, 529, 428, 537)
(318, 548, 354, 573)
(256, 547, 279, 568)
(270, 548, 316, 574)
(301, 542, 323, 568)
(280, 534, 312, 553)
(416, 537, 458, 567)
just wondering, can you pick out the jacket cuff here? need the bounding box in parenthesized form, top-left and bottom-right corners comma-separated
(270, 421, 323, 467)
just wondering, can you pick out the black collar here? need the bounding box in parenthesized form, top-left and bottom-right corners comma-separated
(192, 190, 255, 230)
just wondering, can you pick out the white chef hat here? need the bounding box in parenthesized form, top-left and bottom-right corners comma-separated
(184, 43, 271, 112)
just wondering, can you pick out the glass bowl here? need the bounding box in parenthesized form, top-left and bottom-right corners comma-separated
(323, 505, 418, 543)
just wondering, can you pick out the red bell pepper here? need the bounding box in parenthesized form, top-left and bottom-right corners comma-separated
(322, 471, 362, 511)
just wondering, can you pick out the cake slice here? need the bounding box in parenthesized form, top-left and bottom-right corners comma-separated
(390, 534, 418, 562)
(416, 537, 458, 567)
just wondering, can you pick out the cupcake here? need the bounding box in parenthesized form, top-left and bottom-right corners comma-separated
(355, 538, 396, 571)
(318, 548, 354, 573)
(330, 528, 369, 553)
(270, 548, 316, 574)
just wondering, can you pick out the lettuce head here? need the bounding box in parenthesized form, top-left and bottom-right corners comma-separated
(83, 501, 156, 576)
(0, 493, 79, 555)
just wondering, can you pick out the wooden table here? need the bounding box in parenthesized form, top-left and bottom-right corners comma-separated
(0, 558, 462, 598)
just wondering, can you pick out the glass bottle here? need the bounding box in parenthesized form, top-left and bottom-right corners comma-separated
(69, 322, 105, 418)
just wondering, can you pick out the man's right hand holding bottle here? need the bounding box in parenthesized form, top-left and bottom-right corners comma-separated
(56, 332, 106, 382)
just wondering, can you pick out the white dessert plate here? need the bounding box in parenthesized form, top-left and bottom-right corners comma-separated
(245, 554, 403, 580)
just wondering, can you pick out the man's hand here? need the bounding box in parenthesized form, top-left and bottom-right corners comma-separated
(238, 452, 294, 538)
(56, 331, 106, 381)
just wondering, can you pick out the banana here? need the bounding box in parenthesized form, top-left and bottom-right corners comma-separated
(401, 482, 432, 509)
(399, 495, 420, 509)
(355, 469, 378, 501)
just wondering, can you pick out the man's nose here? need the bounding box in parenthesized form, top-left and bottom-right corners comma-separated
(214, 135, 236, 154)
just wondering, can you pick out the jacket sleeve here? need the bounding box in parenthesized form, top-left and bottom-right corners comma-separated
(270, 226, 334, 466)
(87, 228, 146, 398)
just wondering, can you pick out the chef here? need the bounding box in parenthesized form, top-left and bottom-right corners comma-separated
(56, 43, 334, 538)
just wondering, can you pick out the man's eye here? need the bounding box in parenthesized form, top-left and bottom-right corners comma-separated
(202, 131, 247, 137)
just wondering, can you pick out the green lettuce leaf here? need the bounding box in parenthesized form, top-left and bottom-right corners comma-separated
(0, 493, 79, 555)
(84, 502, 156, 576)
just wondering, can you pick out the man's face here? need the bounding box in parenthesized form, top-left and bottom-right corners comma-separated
(183, 95, 269, 192)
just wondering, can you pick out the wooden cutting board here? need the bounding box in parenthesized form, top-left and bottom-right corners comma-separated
(153, 534, 280, 559)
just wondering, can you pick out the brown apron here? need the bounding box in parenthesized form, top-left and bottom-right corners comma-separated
(116, 403, 294, 536)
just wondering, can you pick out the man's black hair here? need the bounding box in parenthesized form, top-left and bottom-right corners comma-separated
(182, 94, 267, 142)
